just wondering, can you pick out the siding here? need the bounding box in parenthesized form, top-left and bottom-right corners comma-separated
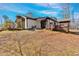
(23, 17, 57, 29)
(46, 19, 55, 29)
(16, 18, 23, 29)
(36, 20, 41, 29)
(26, 19, 41, 29)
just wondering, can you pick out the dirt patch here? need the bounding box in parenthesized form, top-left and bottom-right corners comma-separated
(0, 30, 79, 56)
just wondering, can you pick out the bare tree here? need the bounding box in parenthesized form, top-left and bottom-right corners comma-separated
(62, 3, 71, 20)
(0, 16, 2, 27)
(2, 15, 9, 22)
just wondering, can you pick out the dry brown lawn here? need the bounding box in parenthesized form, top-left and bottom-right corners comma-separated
(0, 29, 79, 56)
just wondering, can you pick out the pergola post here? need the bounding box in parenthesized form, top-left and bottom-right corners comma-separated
(67, 22, 70, 32)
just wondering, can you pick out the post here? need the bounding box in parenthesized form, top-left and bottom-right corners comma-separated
(23, 16, 28, 29)
(67, 22, 70, 32)
(25, 17, 27, 29)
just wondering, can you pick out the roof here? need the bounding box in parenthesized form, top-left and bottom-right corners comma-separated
(59, 20, 70, 23)
(16, 16, 58, 22)
(16, 16, 22, 18)
(46, 17, 58, 22)
(16, 16, 36, 20)
(26, 16, 37, 20)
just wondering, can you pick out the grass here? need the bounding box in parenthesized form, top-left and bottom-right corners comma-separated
(0, 29, 79, 56)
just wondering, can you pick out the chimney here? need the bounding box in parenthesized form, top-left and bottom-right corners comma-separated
(27, 12, 32, 17)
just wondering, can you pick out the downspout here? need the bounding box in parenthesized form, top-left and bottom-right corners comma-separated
(67, 22, 70, 32)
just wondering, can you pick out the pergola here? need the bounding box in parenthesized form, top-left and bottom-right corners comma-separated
(59, 20, 70, 32)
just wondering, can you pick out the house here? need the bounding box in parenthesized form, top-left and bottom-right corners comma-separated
(16, 15, 70, 32)
(16, 16, 58, 30)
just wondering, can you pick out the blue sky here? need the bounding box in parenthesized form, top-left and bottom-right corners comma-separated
(0, 3, 79, 23)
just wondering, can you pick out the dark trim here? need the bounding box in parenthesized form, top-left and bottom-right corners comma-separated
(26, 16, 37, 20)
(59, 20, 70, 23)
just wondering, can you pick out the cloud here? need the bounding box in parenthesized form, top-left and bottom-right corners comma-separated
(0, 3, 61, 18)
(0, 4, 30, 14)
(0, 3, 61, 14)
(35, 3, 49, 7)
(0, 4, 44, 15)
(35, 3, 62, 10)
(40, 10, 58, 15)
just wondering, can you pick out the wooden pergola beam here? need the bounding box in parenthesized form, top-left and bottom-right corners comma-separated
(59, 20, 70, 23)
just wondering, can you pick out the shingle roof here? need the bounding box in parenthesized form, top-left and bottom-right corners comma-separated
(16, 16, 58, 22)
